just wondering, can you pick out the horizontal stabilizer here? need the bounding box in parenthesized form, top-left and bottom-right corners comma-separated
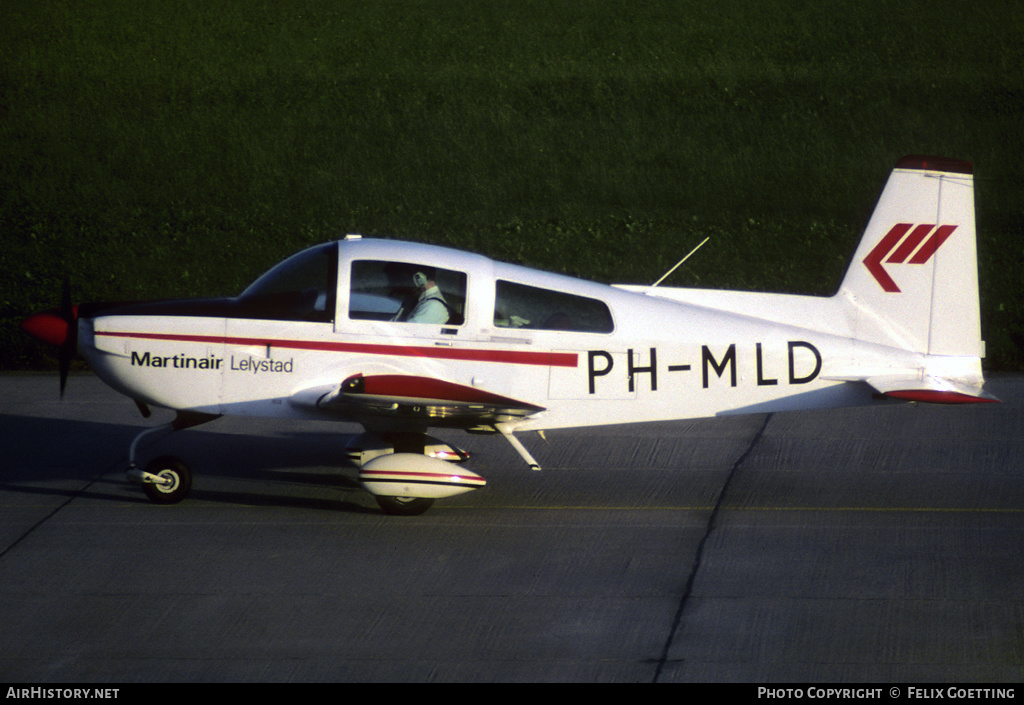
(863, 374, 999, 404)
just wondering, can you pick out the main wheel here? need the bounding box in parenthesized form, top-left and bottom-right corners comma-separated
(375, 495, 435, 516)
(142, 455, 192, 505)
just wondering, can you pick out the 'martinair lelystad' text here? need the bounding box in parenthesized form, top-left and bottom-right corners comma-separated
(130, 351, 294, 374)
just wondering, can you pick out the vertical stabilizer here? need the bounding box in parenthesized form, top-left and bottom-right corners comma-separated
(837, 156, 982, 357)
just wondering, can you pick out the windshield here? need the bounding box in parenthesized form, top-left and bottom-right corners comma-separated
(238, 242, 338, 321)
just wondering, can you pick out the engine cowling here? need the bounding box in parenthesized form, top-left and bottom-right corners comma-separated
(359, 453, 486, 500)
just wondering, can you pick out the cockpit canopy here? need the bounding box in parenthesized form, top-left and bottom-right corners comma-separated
(232, 237, 613, 333)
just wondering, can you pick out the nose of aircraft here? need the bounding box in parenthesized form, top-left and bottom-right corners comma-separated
(21, 306, 77, 347)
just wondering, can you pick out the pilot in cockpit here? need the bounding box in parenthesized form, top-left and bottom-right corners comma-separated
(390, 267, 450, 324)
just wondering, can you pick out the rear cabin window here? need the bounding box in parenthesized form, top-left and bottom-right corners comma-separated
(494, 280, 613, 333)
(349, 260, 467, 325)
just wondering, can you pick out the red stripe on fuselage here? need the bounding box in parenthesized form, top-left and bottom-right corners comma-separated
(95, 330, 579, 367)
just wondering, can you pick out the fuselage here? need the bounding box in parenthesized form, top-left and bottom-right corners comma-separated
(78, 236, 959, 432)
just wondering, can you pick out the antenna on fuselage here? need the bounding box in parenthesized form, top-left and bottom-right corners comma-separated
(648, 236, 709, 292)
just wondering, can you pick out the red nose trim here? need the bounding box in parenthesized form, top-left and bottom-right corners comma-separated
(21, 307, 76, 347)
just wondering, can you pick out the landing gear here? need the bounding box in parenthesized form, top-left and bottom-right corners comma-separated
(349, 433, 486, 515)
(140, 455, 192, 504)
(122, 418, 496, 515)
(124, 411, 218, 505)
(374, 495, 435, 516)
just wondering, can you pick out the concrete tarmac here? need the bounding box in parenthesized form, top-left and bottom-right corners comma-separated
(1, 373, 1021, 682)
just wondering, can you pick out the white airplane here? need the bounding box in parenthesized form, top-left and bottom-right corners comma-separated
(22, 155, 996, 514)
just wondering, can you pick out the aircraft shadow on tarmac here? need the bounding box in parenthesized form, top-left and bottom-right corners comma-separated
(0, 412, 381, 513)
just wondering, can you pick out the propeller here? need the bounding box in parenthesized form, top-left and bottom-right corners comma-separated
(21, 277, 79, 397)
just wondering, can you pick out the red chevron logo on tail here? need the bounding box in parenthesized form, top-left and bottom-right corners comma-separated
(863, 223, 958, 292)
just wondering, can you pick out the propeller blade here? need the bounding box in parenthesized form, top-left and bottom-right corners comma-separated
(20, 277, 79, 398)
(61, 276, 72, 319)
(58, 278, 78, 398)
(59, 343, 72, 398)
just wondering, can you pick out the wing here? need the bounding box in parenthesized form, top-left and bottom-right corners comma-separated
(291, 373, 546, 428)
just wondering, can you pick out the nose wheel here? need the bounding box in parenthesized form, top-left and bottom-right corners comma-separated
(140, 455, 192, 505)
(125, 412, 217, 505)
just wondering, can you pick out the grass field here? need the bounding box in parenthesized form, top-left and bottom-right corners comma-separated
(3, 0, 1022, 370)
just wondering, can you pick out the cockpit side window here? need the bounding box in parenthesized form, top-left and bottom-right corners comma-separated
(349, 260, 467, 325)
(237, 242, 338, 322)
(494, 280, 613, 333)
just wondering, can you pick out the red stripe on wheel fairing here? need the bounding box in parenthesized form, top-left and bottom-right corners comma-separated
(94, 330, 579, 367)
(359, 470, 486, 485)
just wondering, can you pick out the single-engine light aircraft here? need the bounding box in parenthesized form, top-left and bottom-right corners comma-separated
(22, 156, 996, 514)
